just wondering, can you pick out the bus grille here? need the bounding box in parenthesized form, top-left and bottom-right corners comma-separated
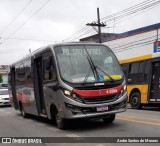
(82, 95, 117, 104)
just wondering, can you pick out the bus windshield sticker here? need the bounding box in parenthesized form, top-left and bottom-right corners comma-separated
(72, 77, 95, 83)
(98, 75, 104, 81)
(104, 75, 122, 80)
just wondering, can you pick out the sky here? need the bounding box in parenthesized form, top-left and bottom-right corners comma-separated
(0, 0, 160, 65)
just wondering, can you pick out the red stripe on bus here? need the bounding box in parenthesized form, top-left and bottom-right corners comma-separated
(73, 85, 123, 98)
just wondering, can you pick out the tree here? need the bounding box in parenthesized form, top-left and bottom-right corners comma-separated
(0, 74, 3, 83)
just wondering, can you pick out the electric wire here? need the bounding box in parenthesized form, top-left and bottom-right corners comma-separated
(61, 26, 89, 42)
(0, 37, 54, 42)
(104, 2, 160, 30)
(113, 40, 156, 53)
(110, 33, 160, 53)
(1, 0, 159, 44)
(2, 0, 50, 44)
(0, 0, 33, 36)
(104, 0, 160, 26)
(101, 0, 158, 22)
(110, 34, 160, 49)
(63, 0, 160, 42)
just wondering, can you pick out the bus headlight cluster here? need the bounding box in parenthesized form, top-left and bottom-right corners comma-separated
(63, 89, 84, 103)
(117, 83, 127, 99)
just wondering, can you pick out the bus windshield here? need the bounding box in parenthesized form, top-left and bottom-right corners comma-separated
(55, 45, 123, 84)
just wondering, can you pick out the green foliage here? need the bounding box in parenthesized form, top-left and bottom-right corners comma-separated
(0, 74, 3, 83)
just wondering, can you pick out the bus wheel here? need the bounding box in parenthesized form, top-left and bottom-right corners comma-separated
(20, 104, 28, 118)
(55, 110, 67, 130)
(103, 114, 115, 123)
(130, 92, 142, 109)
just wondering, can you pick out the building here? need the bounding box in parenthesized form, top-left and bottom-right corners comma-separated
(80, 23, 160, 61)
(80, 33, 117, 42)
(0, 65, 9, 83)
(103, 23, 160, 60)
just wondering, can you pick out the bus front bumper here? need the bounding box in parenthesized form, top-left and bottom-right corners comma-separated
(62, 92, 128, 119)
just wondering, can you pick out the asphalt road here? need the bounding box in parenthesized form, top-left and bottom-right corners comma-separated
(0, 106, 160, 146)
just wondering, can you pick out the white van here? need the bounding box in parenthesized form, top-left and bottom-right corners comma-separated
(0, 89, 10, 106)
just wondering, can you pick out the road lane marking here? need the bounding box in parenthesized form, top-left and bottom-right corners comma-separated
(118, 114, 160, 122)
(117, 117, 160, 126)
(66, 134, 80, 137)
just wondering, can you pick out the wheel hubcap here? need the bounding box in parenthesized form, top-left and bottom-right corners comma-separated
(132, 96, 138, 105)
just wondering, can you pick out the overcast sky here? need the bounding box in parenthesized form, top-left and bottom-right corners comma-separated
(0, 0, 160, 65)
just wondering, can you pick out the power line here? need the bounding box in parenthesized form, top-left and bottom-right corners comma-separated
(101, 0, 159, 23)
(3, 0, 50, 44)
(0, 0, 33, 36)
(110, 34, 160, 53)
(109, 34, 159, 49)
(114, 40, 155, 53)
(63, 0, 160, 42)
(0, 37, 54, 42)
(61, 26, 90, 42)
(105, 2, 160, 28)
(68, 28, 95, 42)
(101, 0, 160, 29)
(100, 0, 157, 22)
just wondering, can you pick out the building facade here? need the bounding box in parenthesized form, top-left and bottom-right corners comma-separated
(103, 23, 160, 60)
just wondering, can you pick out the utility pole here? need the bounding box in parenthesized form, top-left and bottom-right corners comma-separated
(29, 49, 31, 54)
(86, 8, 106, 43)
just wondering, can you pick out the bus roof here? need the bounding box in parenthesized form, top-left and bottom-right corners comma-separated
(103, 22, 160, 42)
(119, 52, 160, 64)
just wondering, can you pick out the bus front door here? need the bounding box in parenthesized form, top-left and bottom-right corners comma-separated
(10, 67, 18, 109)
(150, 62, 160, 102)
(33, 57, 46, 115)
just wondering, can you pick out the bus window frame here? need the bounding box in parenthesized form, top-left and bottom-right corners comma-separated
(42, 51, 57, 82)
(124, 60, 145, 85)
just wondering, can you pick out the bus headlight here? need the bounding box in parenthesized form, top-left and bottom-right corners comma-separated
(117, 83, 127, 99)
(64, 90, 71, 96)
(62, 89, 84, 103)
(123, 85, 127, 91)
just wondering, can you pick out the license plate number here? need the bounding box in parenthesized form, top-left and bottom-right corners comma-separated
(96, 106, 108, 112)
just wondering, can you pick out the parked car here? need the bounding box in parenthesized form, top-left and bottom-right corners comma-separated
(0, 89, 10, 106)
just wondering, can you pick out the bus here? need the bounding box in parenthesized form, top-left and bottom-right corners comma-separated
(120, 52, 160, 109)
(9, 42, 127, 129)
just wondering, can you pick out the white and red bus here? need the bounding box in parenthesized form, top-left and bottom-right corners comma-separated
(9, 42, 127, 129)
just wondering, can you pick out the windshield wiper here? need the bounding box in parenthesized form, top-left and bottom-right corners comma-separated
(82, 57, 96, 86)
(82, 47, 115, 85)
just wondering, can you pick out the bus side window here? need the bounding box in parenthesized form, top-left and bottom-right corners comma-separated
(121, 64, 128, 77)
(128, 61, 144, 84)
(43, 57, 56, 81)
(144, 60, 150, 83)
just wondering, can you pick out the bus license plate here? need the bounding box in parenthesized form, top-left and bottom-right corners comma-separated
(96, 106, 108, 112)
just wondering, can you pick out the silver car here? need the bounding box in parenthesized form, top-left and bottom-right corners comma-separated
(0, 89, 10, 106)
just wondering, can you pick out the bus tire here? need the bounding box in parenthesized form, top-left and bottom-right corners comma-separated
(55, 110, 67, 130)
(130, 92, 142, 109)
(103, 114, 115, 123)
(20, 104, 28, 118)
